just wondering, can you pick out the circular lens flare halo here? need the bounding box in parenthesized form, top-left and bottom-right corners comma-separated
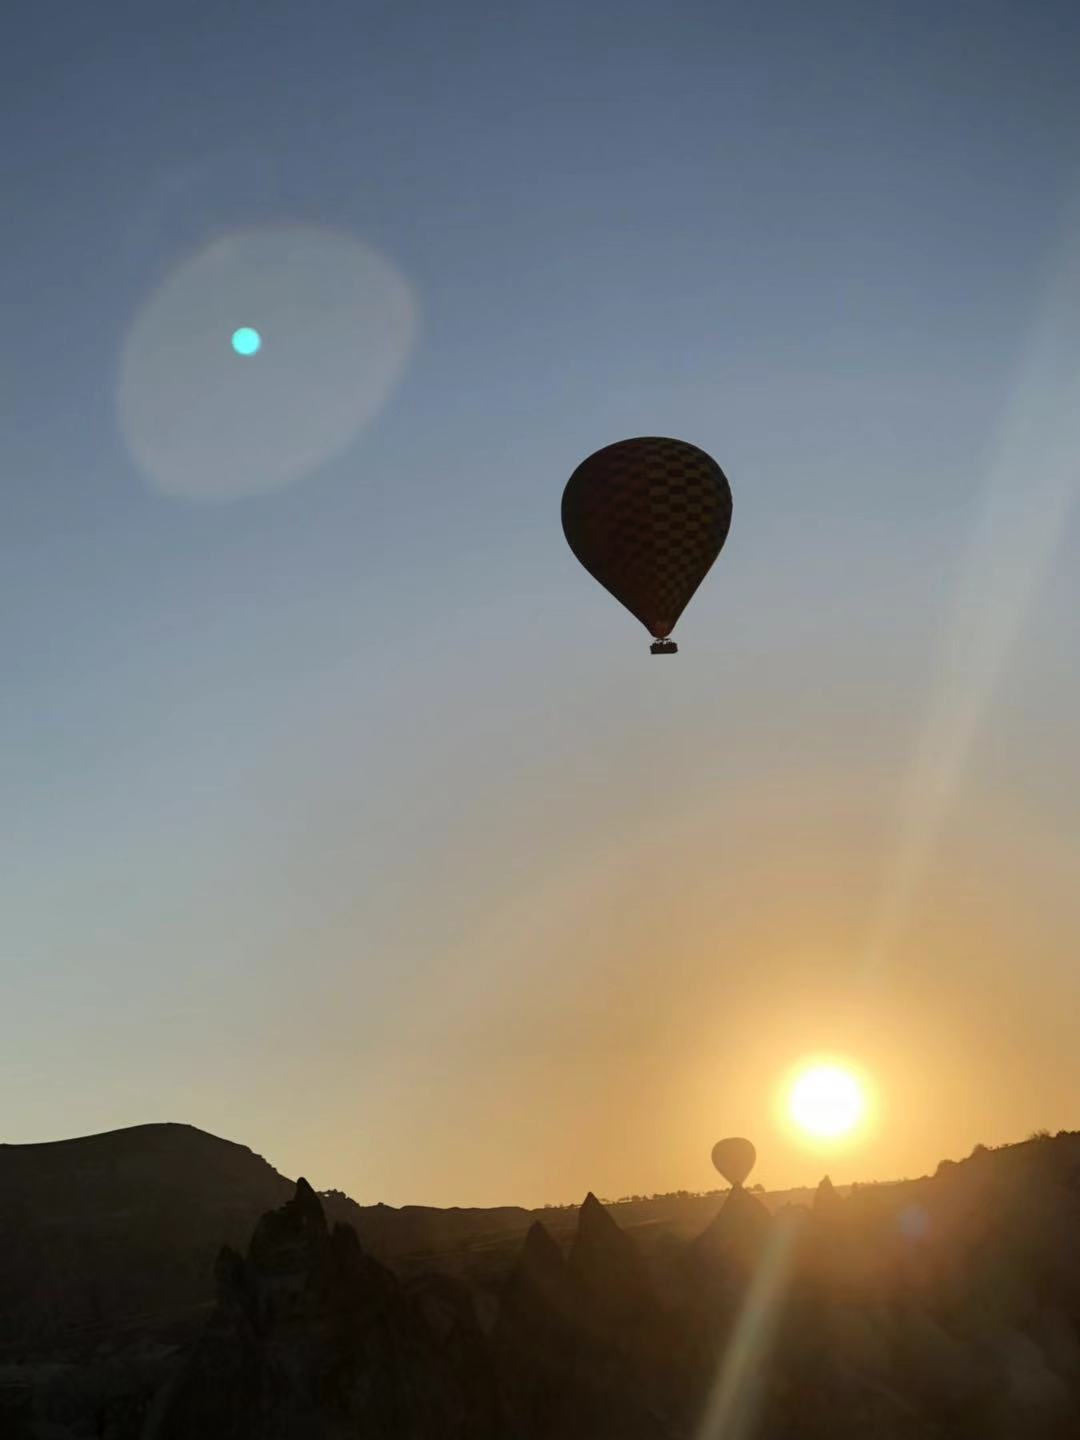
(779, 1055, 874, 1147)
(118, 223, 418, 500)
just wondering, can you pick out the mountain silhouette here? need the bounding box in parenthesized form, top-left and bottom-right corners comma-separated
(0, 1123, 294, 1353)
(5, 1125, 1080, 1438)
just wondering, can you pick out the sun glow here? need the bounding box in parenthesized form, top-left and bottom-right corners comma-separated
(785, 1061, 869, 1142)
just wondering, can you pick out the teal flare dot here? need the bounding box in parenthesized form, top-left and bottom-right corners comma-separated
(231, 326, 262, 356)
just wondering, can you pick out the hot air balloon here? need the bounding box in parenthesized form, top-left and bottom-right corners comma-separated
(562, 436, 733, 654)
(712, 1137, 756, 1189)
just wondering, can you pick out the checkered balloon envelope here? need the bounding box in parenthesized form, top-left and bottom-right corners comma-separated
(561, 437, 733, 653)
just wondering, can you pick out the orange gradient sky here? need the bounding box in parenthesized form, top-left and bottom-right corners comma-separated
(4, 3, 1080, 1208)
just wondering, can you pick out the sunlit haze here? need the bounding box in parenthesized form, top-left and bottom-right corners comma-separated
(3, 2, 1080, 1209)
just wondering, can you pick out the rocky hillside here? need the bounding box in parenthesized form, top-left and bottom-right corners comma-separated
(146, 1132, 1080, 1437)
(0, 1124, 294, 1353)
(0, 1122, 795, 1351)
(6, 1126, 1080, 1437)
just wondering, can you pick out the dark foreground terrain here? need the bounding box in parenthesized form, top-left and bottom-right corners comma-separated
(3, 1125, 1080, 1437)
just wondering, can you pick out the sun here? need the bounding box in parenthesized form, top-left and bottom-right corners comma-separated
(785, 1060, 869, 1142)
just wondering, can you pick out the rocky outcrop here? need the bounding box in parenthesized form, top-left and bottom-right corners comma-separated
(501, 1221, 573, 1331)
(814, 1174, 840, 1216)
(495, 1198, 674, 1439)
(494, 1222, 577, 1437)
(569, 1192, 656, 1333)
(149, 1178, 500, 1439)
(690, 1179, 772, 1277)
(7, 1127, 1080, 1438)
(0, 1121, 829, 1364)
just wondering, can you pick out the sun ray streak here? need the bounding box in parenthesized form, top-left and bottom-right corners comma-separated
(870, 198, 1080, 972)
(695, 1216, 798, 1440)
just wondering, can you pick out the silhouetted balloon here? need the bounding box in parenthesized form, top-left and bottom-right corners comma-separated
(712, 1137, 756, 1188)
(561, 436, 732, 651)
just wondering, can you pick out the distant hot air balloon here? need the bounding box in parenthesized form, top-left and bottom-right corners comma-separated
(562, 436, 733, 654)
(712, 1137, 756, 1189)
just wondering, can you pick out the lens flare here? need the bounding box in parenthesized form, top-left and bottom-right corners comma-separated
(231, 326, 262, 356)
(118, 224, 418, 500)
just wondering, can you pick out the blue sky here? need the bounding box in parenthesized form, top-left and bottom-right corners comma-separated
(3, 1, 1079, 1205)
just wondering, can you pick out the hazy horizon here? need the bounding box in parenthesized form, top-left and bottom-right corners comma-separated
(4, 1115, 1054, 1214)
(4, 1, 1080, 1209)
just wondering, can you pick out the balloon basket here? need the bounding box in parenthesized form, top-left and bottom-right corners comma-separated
(650, 640, 678, 655)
